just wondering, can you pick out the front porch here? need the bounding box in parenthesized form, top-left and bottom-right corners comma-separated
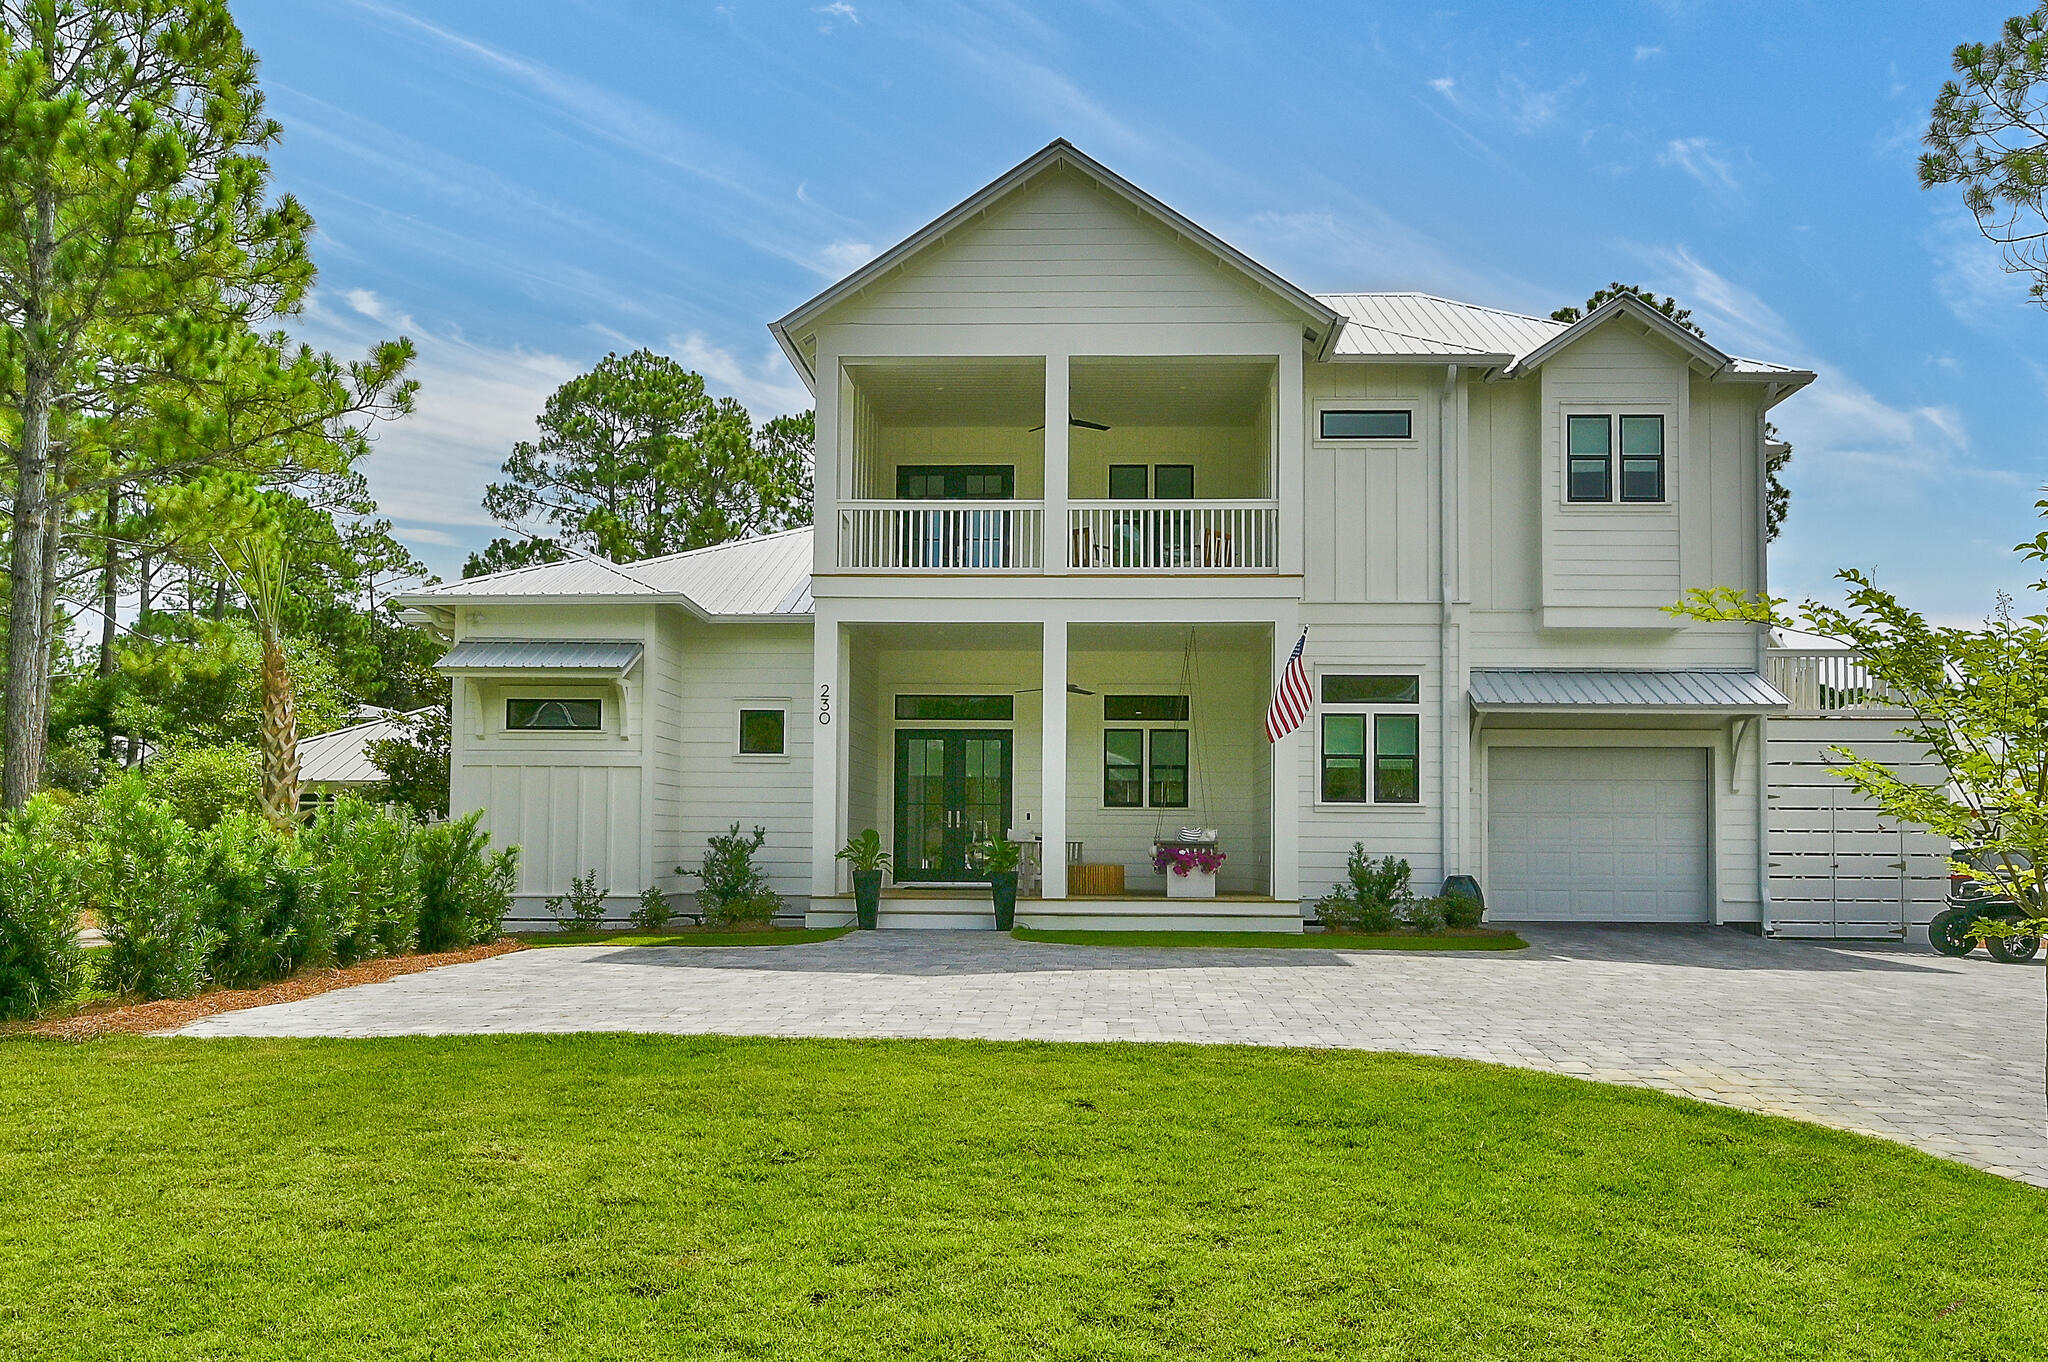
(810, 617, 1297, 928)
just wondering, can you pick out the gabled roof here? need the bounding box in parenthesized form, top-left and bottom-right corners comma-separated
(1318, 290, 1813, 391)
(394, 529, 814, 620)
(299, 708, 433, 787)
(768, 140, 1343, 385)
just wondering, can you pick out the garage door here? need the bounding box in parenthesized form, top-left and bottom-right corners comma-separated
(1487, 747, 1709, 922)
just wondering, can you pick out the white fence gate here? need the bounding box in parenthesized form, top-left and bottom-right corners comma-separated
(1763, 704, 1949, 940)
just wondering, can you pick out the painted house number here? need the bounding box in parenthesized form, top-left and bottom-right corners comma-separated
(818, 683, 832, 725)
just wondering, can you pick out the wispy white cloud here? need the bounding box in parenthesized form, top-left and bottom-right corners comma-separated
(1657, 136, 1741, 197)
(815, 1, 859, 29)
(1928, 210, 2034, 328)
(668, 331, 814, 418)
(1634, 45, 1662, 61)
(1425, 70, 1580, 135)
(814, 239, 876, 278)
(1245, 208, 1556, 316)
(1636, 244, 1796, 355)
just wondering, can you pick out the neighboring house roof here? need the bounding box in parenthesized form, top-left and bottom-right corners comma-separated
(298, 708, 432, 787)
(394, 530, 815, 618)
(1318, 290, 1813, 391)
(1468, 668, 1789, 712)
(437, 640, 645, 675)
(768, 139, 1344, 384)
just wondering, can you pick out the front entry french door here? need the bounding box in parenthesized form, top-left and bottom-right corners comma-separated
(893, 730, 1013, 882)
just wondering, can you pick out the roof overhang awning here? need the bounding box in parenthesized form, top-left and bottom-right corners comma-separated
(435, 640, 644, 678)
(1468, 668, 1788, 714)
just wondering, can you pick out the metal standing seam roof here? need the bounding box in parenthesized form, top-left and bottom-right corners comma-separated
(298, 709, 431, 787)
(435, 640, 645, 674)
(1468, 668, 1789, 711)
(400, 529, 816, 616)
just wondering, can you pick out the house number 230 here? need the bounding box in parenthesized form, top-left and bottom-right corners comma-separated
(818, 683, 832, 725)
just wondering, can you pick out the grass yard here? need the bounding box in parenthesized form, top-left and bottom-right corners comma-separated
(3, 1038, 2044, 1361)
(1014, 927, 1528, 950)
(517, 927, 852, 948)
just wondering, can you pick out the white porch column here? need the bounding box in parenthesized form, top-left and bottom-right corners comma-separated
(811, 347, 841, 576)
(1275, 344, 1304, 579)
(1269, 613, 1302, 904)
(1043, 352, 1069, 574)
(811, 609, 848, 899)
(1039, 615, 1069, 898)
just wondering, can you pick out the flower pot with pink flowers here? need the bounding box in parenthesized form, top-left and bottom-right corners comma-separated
(1152, 843, 1226, 899)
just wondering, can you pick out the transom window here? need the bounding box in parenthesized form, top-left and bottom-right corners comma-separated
(506, 698, 602, 731)
(897, 464, 1014, 499)
(1320, 409, 1413, 440)
(1107, 463, 1195, 499)
(1104, 695, 1190, 808)
(1567, 414, 1665, 503)
(737, 707, 786, 756)
(894, 694, 1015, 722)
(1319, 674, 1419, 804)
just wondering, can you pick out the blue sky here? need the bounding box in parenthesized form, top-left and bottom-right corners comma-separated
(243, 1, 2043, 619)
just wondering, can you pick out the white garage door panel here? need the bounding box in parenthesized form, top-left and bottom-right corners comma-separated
(1488, 747, 1709, 923)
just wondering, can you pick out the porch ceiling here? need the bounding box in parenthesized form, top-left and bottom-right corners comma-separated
(847, 357, 1044, 426)
(1069, 622, 1271, 654)
(849, 621, 1043, 652)
(1069, 356, 1273, 427)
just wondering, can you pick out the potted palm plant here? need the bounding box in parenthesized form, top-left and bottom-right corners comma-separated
(980, 837, 1023, 931)
(835, 829, 890, 930)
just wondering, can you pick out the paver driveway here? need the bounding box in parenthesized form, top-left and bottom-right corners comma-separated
(178, 925, 2048, 1185)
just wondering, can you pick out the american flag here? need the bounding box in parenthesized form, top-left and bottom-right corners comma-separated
(1265, 630, 1311, 742)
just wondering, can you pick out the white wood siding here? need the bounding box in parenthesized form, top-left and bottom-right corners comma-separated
(1302, 365, 1439, 604)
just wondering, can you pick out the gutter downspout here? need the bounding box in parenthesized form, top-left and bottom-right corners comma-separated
(1440, 364, 1460, 884)
(1755, 385, 1783, 931)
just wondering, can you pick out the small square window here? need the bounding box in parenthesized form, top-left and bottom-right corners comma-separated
(1153, 464, 1195, 499)
(1108, 464, 1149, 499)
(1321, 409, 1412, 440)
(738, 707, 786, 756)
(506, 698, 602, 731)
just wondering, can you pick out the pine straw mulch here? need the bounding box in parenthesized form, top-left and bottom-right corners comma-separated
(11, 938, 526, 1041)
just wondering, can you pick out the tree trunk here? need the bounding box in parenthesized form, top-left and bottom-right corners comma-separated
(99, 484, 119, 677)
(256, 623, 300, 830)
(2, 380, 54, 809)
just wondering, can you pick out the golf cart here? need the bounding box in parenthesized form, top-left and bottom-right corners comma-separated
(1928, 847, 2041, 963)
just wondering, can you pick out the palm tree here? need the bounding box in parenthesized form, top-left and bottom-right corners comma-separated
(220, 537, 300, 830)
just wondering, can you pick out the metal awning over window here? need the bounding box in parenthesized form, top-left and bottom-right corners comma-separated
(435, 640, 644, 677)
(1468, 668, 1787, 713)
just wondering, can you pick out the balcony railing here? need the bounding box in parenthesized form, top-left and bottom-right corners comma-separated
(1765, 648, 1909, 716)
(1068, 500, 1278, 572)
(837, 500, 1044, 571)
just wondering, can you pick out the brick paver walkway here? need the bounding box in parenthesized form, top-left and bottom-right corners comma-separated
(177, 926, 2048, 1185)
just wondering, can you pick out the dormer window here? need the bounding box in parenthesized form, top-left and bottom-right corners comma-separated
(1567, 414, 1665, 503)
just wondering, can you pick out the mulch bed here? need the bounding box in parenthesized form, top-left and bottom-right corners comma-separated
(13, 939, 526, 1041)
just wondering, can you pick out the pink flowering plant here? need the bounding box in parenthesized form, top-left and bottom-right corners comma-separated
(1152, 846, 1227, 877)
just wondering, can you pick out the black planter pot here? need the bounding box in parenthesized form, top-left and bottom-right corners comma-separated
(989, 870, 1018, 931)
(852, 870, 883, 930)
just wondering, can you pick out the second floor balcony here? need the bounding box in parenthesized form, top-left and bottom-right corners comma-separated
(829, 355, 1283, 576)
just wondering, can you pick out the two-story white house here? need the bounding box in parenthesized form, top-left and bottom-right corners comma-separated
(397, 141, 1946, 937)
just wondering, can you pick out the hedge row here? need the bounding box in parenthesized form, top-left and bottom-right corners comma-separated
(0, 789, 517, 1022)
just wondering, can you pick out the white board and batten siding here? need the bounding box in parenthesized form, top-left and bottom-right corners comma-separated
(1766, 717, 1949, 939)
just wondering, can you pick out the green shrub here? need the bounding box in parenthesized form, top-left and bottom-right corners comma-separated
(140, 744, 261, 830)
(298, 796, 422, 965)
(685, 824, 781, 928)
(416, 814, 518, 951)
(0, 804, 90, 1020)
(630, 884, 674, 933)
(91, 784, 215, 1000)
(200, 813, 300, 988)
(1314, 847, 1413, 933)
(1441, 885, 1484, 930)
(547, 870, 610, 932)
(1406, 895, 1449, 935)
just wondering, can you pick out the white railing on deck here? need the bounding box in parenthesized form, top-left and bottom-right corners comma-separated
(1766, 648, 1910, 716)
(1067, 500, 1279, 572)
(837, 500, 1043, 571)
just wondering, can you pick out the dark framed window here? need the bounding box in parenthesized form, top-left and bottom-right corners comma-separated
(1108, 464, 1149, 499)
(1373, 714, 1419, 803)
(896, 464, 1015, 499)
(1567, 415, 1612, 502)
(895, 694, 1015, 722)
(1153, 464, 1195, 499)
(737, 707, 786, 756)
(1104, 694, 1190, 722)
(1319, 674, 1420, 805)
(1147, 729, 1189, 808)
(1618, 414, 1666, 502)
(1104, 729, 1145, 807)
(1321, 409, 1413, 440)
(506, 698, 602, 731)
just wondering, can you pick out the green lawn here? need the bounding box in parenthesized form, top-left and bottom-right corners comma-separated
(3, 1038, 2043, 1360)
(1014, 927, 1528, 950)
(518, 927, 853, 948)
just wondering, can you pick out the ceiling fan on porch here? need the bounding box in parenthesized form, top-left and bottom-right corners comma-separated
(1027, 415, 1111, 432)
